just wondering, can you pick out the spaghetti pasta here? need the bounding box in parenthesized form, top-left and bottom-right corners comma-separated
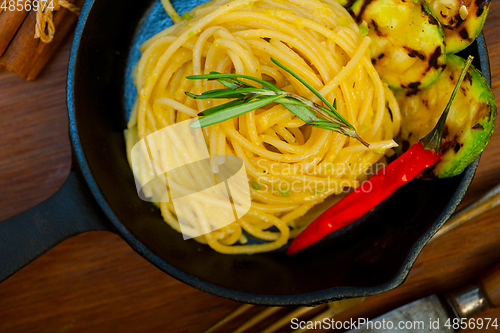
(125, 0, 401, 254)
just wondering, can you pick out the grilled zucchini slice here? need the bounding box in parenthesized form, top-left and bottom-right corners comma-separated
(426, 0, 491, 54)
(396, 54, 496, 178)
(332, 0, 351, 7)
(349, 0, 447, 90)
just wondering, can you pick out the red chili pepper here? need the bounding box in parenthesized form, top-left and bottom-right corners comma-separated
(287, 56, 474, 256)
(287, 142, 440, 255)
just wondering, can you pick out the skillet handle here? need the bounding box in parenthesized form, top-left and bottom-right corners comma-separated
(0, 168, 110, 283)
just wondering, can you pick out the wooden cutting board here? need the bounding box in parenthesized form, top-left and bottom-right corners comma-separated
(0, 3, 499, 332)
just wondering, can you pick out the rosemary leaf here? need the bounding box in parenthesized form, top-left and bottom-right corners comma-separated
(289, 94, 344, 126)
(216, 77, 246, 90)
(187, 73, 280, 91)
(198, 99, 247, 116)
(270, 57, 351, 128)
(279, 99, 322, 123)
(421, 55, 474, 152)
(185, 58, 368, 147)
(188, 87, 277, 101)
(316, 99, 340, 121)
(200, 88, 237, 96)
(234, 88, 278, 96)
(315, 103, 346, 126)
(308, 120, 343, 129)
(189, 90, 246, 100)
(190, 95, 284, 128)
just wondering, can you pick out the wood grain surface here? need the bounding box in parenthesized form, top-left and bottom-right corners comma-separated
(479, 263, 500, 308)
(0, 3, 500, 332)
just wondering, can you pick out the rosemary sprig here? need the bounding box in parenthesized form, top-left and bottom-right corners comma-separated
(421, 55, 474, 152)
(185, 58, 369, 147)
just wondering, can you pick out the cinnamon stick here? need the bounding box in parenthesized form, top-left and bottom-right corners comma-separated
(0, 0, 84, 80)
(0, 1, 30, 57)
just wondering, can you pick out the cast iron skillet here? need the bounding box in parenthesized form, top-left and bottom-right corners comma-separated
(0, 0, 492, 306)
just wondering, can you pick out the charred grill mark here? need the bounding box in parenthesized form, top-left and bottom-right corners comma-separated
(454, 15, 464, 29)
(404, 47, 425, 60)
(459, 28, 470, 40)
(356, 0, 374, 23)
(442, 135, 459, 153)
(371, 19, 386, 37)
(444, 15, 463, 30)
(345, 0, 357, 8)
(406, 89, 419, 97)
(408, 82, 421, 90)
(472, 123, 485, 130)
(423, 4, 439, 26)
(408, 50, 420, 58)
(454, 144, 461, 153)
(443, 124, 449, 138)
(428, 46, 444, 70)
(442, 140, 452, 152)
(465, 72, 473, 85)
(378, 53, 385, 60)
(428, 14, 439, 26)
(476, 0, 484, 16)
(476, 0, 491, 17)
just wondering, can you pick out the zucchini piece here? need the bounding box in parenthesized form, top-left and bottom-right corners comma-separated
(425, 0, 491, 54)
(324, 0, 358, 7)
(331, 0, 351, 7)
(395, 54, 496, 178)
(349, 0, 447, 90)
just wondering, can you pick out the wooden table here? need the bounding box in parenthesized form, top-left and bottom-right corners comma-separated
(0, 4, 499, 332)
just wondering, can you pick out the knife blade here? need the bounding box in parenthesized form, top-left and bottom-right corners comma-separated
(347, 263, 500, 332)
(348, 295, 453, 332)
